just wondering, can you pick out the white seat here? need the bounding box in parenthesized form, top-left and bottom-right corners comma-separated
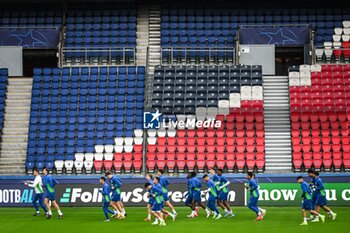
(84, 161, 93, 173)
(104, 153, 113, 160)
(333, 35, 341, 42)
(134, 137, 143, 145)
(74, 161, 84, 173)
(252, 86, 263, 100)
(288, 71, 299, 78)
(218, 100, 230, 108)
(94, 153, 104, 160)
(84, 153, 94, 162)
(147, 129, 157, 137)
(207, 107, 218, 116)
(114, 137, 124, 146)
(333, 41, 342, 48)
(299, 64, 310, 72)
(334, 28, 343, 35)
(195, 107, 207, 117)
(95, 145, 104, 153)
(342, 34, 350, 42)
(64, 160, 74, 173)
(54, 160, 64, 173)
(323, 42, 333, 49)
(75, 153, 84, 161)
(324, 49, 333, 59)
(114, 145, 123, 153)
(300, 76, 311, 86)
(289, 77, 300, 86)
(134, 129, 143, 137)
(343, 28, 350, 35)
(343, 21, 350, 28)
(315, 49, 324, 59)
(196, 115, 206, 121)
(187, 115, 196, 121)
(240, 86, 252, 100)
(124, 137, 134, 145)
(124, 145, 133, 153)
(167, 129, 176, 137)
(300, 71, 311, 78)
(310, 64, 322, 72)
(147, 137, 157, 145)
(104, 145, 114, 153)
(157, 129, 166, 137)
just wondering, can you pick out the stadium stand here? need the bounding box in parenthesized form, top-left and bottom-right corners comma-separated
(0, 6, 62, 27)
(148, 65, 265, 173)
(26, 66, 145, 174)
(289, 64, 350, 172)
(161, 7, 350, 64)
(316, 20, 350, 63)
(0, 69, 8, 140)
(63, 6, 137, 65)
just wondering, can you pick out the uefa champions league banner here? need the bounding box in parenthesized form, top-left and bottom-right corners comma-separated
(239, 26, 309, 45)
(0, 28, 60, 48)
(0, 182, 245, 207)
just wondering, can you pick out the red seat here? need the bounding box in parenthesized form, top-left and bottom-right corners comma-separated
(302, 144, 311, 152)
(256, 145, 265, 153)
(303, 159, 312, 169)
(343, 144, 350, 152)
(134, 145, 143, 153)
(256, 159, 265, 171)
(114, 153, 123, 161)
(147, 145, 156, 153)
(197, 138, 206, 146)
(226, 160, 235, 172)
(167, 138, 176, 146)
(113, 161, 123, 172)
(158, 137, 167, 145)
(167, 153, 175, 160)
(293, 152, 302, 159)
(196, 160, 206, 172)
(157, 153, 166, 161)
(103, 160, 113, 171)
(236, 145, 245, 153)
(246, 145, 255, 153)
(177, 131, 186, 137)
(187, 145, 196, 153)
(236, 159, 245, 171)
(246, 137, 255, 146)
(312, 144, 321, 152)
(177, 138, 186, 146)
(322, 144, 331, 152)
(293, 144, 301, 152)
(206, 152, 215, 160)
(177, 145, 186, 153)
(321, 137, 331, 144)
(133, 160, 142, 172)
(206, 160, 216, 170)
(247, 160, 255, 171)
(187, 130, 196, 137)
(156, 160, 166, 170)
(177, 153, 186, 160)
(333, 158, 342, 171)
(216, 160, 225, 169)
(256, 137, 264, 146)
(166, 160, 176, 173)
(293, 158, 302, 171)
(226, 152, 235, 160)
(157, 145, 166, 153)
(177, 160, 186, 172)
(123, 161, 132, 173)
(256, 130, 264, 137)
(187, 137, 196, 146)
(187, 160, 196, 172)
(313, 159, 322, 170)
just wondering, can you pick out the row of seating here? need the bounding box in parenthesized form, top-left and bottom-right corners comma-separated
(290, 64, 350, 172)
(26, 67, 145, 174)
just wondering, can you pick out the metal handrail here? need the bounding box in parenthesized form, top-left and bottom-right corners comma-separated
(161, 46, 235, 65)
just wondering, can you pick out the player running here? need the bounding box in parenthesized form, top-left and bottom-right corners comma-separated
(99, 177, 115, 222)
(42, 167, 63, 219)
(296, 176, 325, 225)
(105, 171, 125, 219)
(144, 174, 155, 221)
(153, 176, 176, 222)
(203, 174, 222, 219)
(216, 169, 235, 217)
(245, 172, 266, 221)
(185, 173, 197, 216)
(187, 172, 211, 218)
(307, 169, 317, 220)
(144, 182, 166, 226)
(308, 171, 337, 221)
(24, 168, 48, 216)
(157, 170, 177, 216)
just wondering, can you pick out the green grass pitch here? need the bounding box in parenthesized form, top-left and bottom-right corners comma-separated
(1, 207, 349, 233)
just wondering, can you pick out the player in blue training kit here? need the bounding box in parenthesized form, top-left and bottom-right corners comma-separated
(245, 172, 266, 221)
(210, 168, 227, 213)
(105, 171, 125, 219)
(308, 171, 337, 221)
(297, 176, 325, 225)
(24, 168, 48, 216)
(185, 173, 196, 216)
(99, 177, 115, 222)
(144, 182, 166, 226)
(216, 169, 234, 217)
(187, 172, 211, 218)
(203, 174, 222, 219)
(307, 169, 318, 220)
(42, 167, 63, 219)
(157, 170, 177, 216)
(145, 174, 155, 221)
(153, 177, 176, 222)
